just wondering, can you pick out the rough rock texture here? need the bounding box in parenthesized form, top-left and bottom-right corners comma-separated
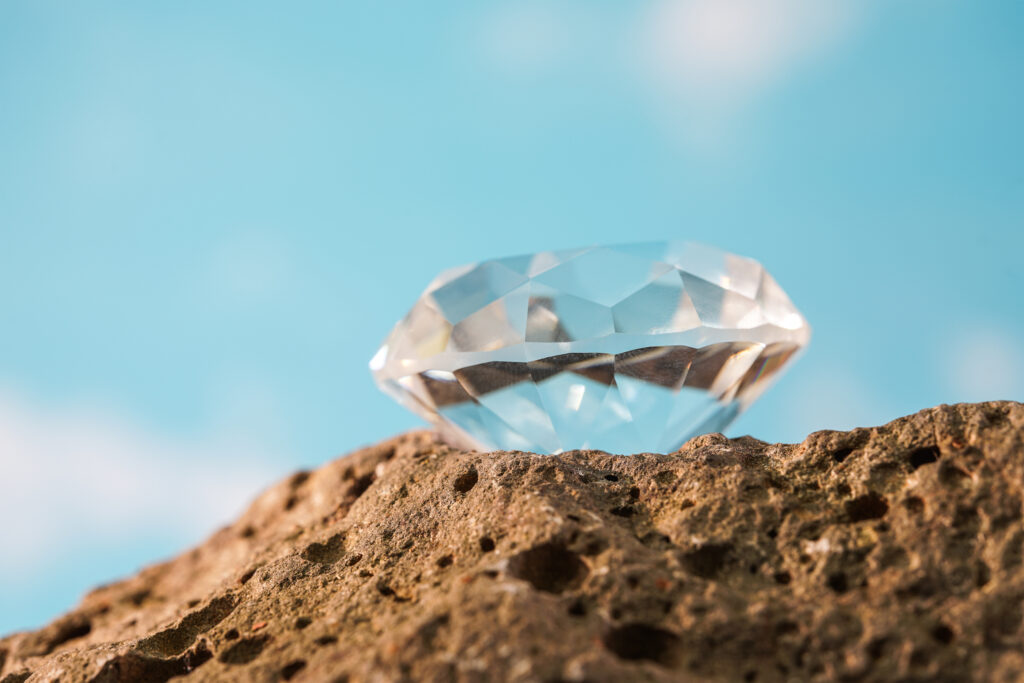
(3, 402, 1024, 683)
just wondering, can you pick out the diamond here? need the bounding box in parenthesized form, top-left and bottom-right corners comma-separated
(370, 243, 810, 454)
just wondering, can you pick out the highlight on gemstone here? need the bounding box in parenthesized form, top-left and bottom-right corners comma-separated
(370, 242, 810, 455)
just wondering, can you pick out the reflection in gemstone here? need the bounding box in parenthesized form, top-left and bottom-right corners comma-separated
(413, 343, 798, 453)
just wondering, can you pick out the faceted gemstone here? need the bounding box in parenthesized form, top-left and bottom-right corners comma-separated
(370, 243, 810, 454)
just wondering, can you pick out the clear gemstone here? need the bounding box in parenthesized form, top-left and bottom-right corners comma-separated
(371, 242, 810, 454)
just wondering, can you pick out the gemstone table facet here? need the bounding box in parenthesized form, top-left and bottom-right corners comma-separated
(370, 243, 810, 454)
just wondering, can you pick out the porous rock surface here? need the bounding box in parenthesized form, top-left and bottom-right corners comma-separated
(2, 402, 1024, 682)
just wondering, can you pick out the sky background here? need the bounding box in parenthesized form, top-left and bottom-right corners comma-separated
(1, 0, 1022, 634)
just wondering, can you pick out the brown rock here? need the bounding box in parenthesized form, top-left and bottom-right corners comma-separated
(2, 401, 1023, 682)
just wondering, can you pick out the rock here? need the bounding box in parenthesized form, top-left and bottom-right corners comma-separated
(2, 401, 1023, 682)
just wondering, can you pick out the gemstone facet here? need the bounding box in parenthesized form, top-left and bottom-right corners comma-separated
(370, 243, 810, 454)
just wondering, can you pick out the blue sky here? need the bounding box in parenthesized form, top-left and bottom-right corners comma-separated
(1, 0, 1022, 634)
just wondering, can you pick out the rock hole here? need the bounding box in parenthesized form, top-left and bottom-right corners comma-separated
(46, 615, 92, 651)
(376, 581, 410, 602)
(127, 589, 151, 606)
(239, 525, 256, 539)
(986, 408, 1009, 426)
(867, 637, 889, 661)
(417, 614, 450, 648)
(182, 642, 214, 671)
(349, 472, 376, 498)
(680, 499, 695, 510)
(826, 572, 848, 594)
(601, 623, 681, 667)
(315, 635, 338, 647)
(681, 543, 731, 580)
(506, 542, 588, 593)
(294, 617, 312, 630)
(908, 445, 940, 469)
(897, 576, 939, 600)
(976, 561, 992, 587)
(774, 571, 791, 585)
(744, 671, 758, 682)
(567, 600, 587, 617)
(640, 532, 673, 549)
(239, 568, 257, 585)
(137, 594, 237, 658)
(283, 494, 300, 511)
(453, 467, 479, 494)
(90, 644, 213, 683)
(610, 505, 635, 518)
(904, 496, 925, 514)
(932, 623, 954, 644)
(282, 660, 307, 680)
(845, 492, 889, 522)
(289, 471, 311, 488)
(954, 506, 982, 536)
(938, 464, 971, 487)
(224, 628, 239, 641)
(775, 620, 798, 635)
(436, 554, 454, 568)
(218, 635, 270, 665)
(345, 553, 363, 567)
(604, 474, 619, 482)
(479, 537, 495, 552)
(302, 533, 345, 565)
(831, 447, 854, 463)
(581, 536, 608, 556)
(628, 486, 640, 500)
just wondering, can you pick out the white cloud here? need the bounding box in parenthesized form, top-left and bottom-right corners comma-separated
(635, 0, 860, 104)
(630, 0, 866, 151)
(474, 1, 868, 150)
(0, 390, 283, 581)
(942, 327, 1024, 402)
